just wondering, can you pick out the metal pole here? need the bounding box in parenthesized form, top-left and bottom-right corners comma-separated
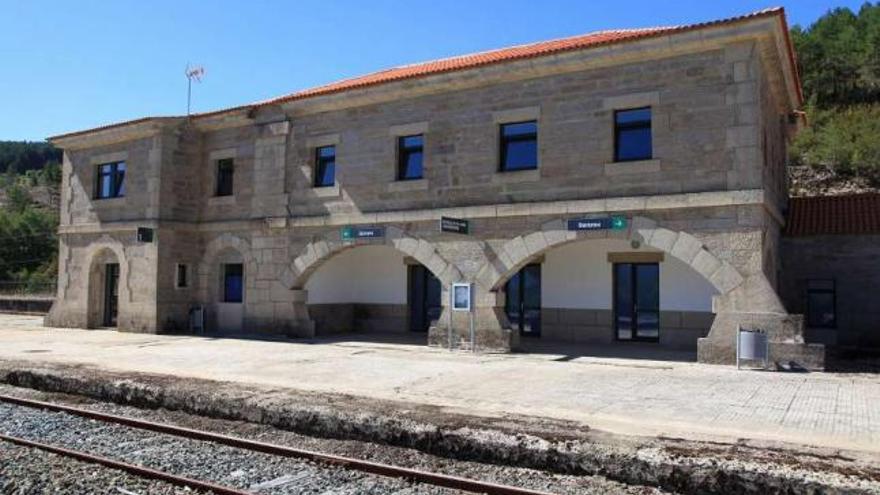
(448, 286, 453, 351)
(736, 325, 741, 370)
(187, 77, 192, 116)
(469, 304, 475, 353)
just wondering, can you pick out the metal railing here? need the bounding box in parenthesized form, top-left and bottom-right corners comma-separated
(0, 281, 56, 298)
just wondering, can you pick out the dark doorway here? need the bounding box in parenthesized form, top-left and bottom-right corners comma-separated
(408, 264, 441, 332)
(505, 264, 541, 337)
(614, 263, 659, 342)
(103, 263, 119, 327)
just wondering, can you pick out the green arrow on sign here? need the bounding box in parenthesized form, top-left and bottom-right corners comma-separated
(342, 226, 354, 240)
(611, 217, 627, 230)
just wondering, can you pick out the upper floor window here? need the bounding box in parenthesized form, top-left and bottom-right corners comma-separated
(499, 121, 537, 172)
(215, 158, 234, 196)
(175, 263, 189, 289)
(614, 107, 652, 162)
(314, 145, 336, 187)
(806, 279, 836, 328)
(96, 161, 125, 199)
(397, 134, 423, 181)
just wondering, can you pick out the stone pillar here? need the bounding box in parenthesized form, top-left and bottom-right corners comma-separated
(286, 289, 315, 338)
(698, 274, 825, 369)
(428, 285, 516, 352)
(251, 120, 290, 219)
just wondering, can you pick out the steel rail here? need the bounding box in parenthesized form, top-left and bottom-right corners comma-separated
(0, 433, 253, 495)
(0, 394, 556, 495)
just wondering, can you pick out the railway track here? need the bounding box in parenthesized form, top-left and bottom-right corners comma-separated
(0, 394, 556, 495)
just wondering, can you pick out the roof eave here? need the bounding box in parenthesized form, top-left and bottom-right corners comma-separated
(49, 117, 185, 150)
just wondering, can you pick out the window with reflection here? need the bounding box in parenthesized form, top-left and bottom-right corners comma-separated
(223, 264, 243, 303)
(397, 134, 423, 180)
(499, 121, 537, 171)
(314, 145, 336, 187)
(614, 107, 652, 162)
(96, 162, 126, 199)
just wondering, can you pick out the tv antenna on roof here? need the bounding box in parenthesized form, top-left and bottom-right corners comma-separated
(185, 63, 205, 116)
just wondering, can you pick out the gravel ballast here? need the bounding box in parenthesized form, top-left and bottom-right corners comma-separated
(0, 401, 460, 495)
(0, 441, 208, 494)
(0, 384, 661, 495)
(1, 362, 878, 494)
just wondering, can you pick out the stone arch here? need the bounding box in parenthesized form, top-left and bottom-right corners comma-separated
(475, 216, 745, 297)
(84, 237, 130, 328)
(280, 226, 461, 290)
(84, 237, 130, 302)
(197, 233, 257, 300)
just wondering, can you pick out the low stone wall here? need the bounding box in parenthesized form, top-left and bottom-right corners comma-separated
(0, 297, 54, 315)
(542, 308, 712, 350)
(309, 303, 407, 335)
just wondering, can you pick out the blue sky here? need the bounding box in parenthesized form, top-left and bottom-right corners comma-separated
(0, 0, 865, 141)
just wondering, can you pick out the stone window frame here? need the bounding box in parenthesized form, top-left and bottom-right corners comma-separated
(491, 106, 542, 185)
(603, 91, 661, 176)
(387, 122, 429, 193)
(207, 148, 237, 206)
(304, 134, 341, 198)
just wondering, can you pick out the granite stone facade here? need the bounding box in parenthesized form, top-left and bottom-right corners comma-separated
(45, 11, 823, 367)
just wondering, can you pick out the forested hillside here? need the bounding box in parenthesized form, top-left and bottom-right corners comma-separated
(790, 2, 880, 195)
(0, 142, 61, 294)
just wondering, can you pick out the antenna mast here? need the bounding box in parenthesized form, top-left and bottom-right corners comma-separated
(185, 63, 205, 116)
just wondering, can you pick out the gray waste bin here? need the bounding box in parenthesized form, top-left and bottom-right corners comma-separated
(736, 327, 769, 369)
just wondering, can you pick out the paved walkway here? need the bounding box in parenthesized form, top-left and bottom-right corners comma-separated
(1, 314, 878, 452)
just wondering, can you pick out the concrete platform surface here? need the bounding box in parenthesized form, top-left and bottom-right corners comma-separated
(1, 314, 878, 453)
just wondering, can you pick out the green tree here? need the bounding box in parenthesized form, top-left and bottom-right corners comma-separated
(5, 184, 32, 213)
(790, 3, 880, 189)
(792, 3, 880, 107)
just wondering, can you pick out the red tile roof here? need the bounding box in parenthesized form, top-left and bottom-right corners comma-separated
(50, 7, 800, 141)
(785, 194, 880, 237)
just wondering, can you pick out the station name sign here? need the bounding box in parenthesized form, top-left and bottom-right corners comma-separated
(567, 216, 627, 231)
(342, 226, 385, 240)
(440, 216, 469, 234)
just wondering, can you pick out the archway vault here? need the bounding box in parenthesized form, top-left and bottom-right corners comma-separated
(281, 226, 461, 290)
(475, 216, 745, 296)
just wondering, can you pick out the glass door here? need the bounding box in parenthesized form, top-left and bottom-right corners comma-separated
(505, 264, 541, 337)
(614, 263, 659, 342)
(408, 265, 441, 332)
(103, 263, 119, 327)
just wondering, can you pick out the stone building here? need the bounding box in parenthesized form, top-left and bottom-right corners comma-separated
(780, 194, 880, 350)
(46, 8, 826, 368)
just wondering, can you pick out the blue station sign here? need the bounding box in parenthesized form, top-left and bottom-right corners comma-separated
(567, 216, 627, 231)
(342, 226, 385, 240)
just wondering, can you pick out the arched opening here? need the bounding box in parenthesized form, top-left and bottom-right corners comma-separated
(304, 244, 444, 341)
(86, 248, 122, 329)
(496, 237, 719, 361)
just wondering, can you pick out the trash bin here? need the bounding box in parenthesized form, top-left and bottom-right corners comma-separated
(736, 327, 769, 369)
